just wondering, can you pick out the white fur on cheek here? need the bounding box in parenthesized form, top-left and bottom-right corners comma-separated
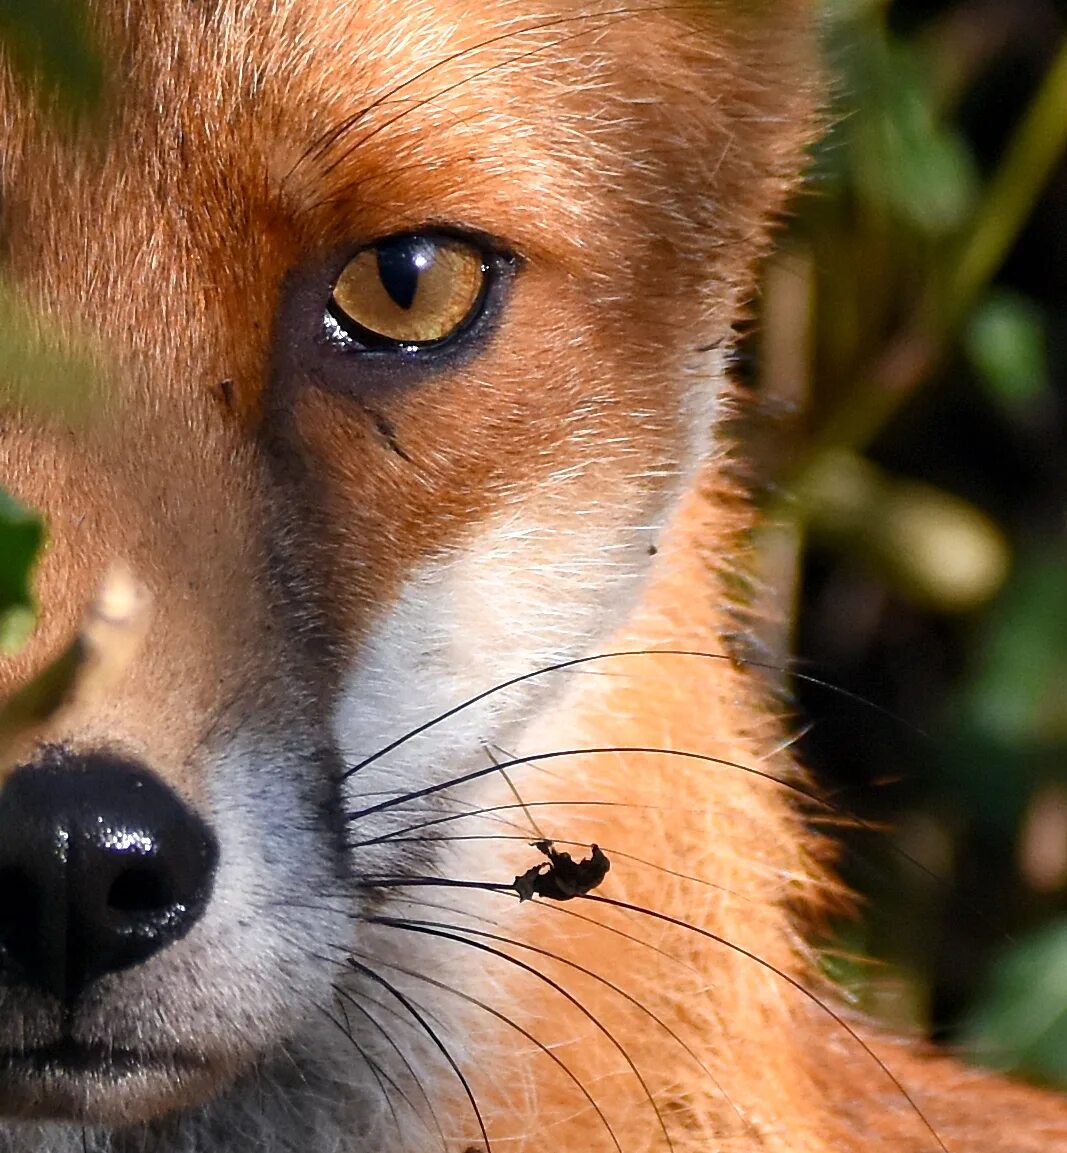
(336, 504, 662, 817)
(330, 352, 731, 1149)
(335, 350, 729, 824)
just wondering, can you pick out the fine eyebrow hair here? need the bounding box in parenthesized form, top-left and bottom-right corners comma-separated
(282, 4, 691, 206)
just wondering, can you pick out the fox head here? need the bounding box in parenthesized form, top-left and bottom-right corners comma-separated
(0, 3, 820, 1151)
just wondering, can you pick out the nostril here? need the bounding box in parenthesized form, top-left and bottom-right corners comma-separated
(0, 867, 37, 957)
(107, 867, 171, 914)
(0, 868, 35, 915)
(0, 754, 218, 1002)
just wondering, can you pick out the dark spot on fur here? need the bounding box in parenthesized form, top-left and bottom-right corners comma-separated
(370, 410, 413, 463)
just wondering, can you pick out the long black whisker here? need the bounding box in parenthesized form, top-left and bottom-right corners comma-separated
(351, 943, 625, 1153)
(342, 648, 921, 782)
(314, 998, 406, 1138)
(486, 744, 548, 841)
(348, 799, 690, 850)
(365, 916, 675, 1153)
(579, 892, 950, 1153)
(331, 984, 451, 1148)
(390, 890, 708, 979)
(347, 956, 492, 1153)
(345, 745, 828, 824)
(366, 913, 757, 1140)
(353, 876, 947, 1152)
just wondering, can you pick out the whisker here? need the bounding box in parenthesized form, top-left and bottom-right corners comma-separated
(348, 799, 700, 850)
(314, 20, 642, 200)
(331, 985, 450, 1150)
(380, 891, 708, 981)
(485, 744, 548, 842)
(344, 744, 829, 824)
(347, 956, 493, 1153)
(314, 998, 406, 1138)
(365, 916, 676, 1153)
(347, 800, 569, 848)
(342, 648, 920, 783)
(351, 943, 626, 1153)
(294, 6, 695, 193)
(366, 913, 757, 1140)
(353, 876, 948, 1152)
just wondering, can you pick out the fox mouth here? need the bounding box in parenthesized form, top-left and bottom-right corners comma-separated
(0, 1040, 204, 1079)
(0, 1038, 217, 1122)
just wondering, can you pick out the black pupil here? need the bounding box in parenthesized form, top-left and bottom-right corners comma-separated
(376, 238, 430, 311)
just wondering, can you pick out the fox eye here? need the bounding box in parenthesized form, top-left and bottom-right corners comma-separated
(326, 234, 489, 351)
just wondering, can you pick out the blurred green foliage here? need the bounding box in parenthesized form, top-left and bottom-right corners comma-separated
(962, 918, 1067, 1083)
(759, 0, 1067, 1086)
(0, 0, 101, 658)
(0, 0, 102, 114)
(0, 492, 41, 654)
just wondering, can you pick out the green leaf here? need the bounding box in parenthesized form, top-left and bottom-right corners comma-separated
(0, 277, 103, 423)
(966, 290, 1051, 411)
(960, 551, 1067, 747)
(0, 490, 44, 654)
(961, 919, 1067, 1083)
(816, 13, 978, 235)
(0, 0, 102, 114)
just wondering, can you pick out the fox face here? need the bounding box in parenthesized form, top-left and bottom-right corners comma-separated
(0, 4, 821, 1148)
(10, 5, 1064, 1153)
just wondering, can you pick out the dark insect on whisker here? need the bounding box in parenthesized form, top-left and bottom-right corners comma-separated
(513, 839, 610, 902)
(355, 876, 948, 1153)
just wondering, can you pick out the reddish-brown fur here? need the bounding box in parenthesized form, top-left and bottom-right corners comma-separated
(0, 1, 1065, 1151)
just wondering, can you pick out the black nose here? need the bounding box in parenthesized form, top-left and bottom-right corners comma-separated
(0, 752, 218, 1003)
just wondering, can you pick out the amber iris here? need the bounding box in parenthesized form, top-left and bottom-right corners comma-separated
(328, 235, 488, 348)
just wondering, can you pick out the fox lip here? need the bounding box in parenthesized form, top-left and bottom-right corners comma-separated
(0, 1038, 218, 1122)
(0, 1039, 205, 1079)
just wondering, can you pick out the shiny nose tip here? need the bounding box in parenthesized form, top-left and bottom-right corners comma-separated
(0, 751, 218, 1004)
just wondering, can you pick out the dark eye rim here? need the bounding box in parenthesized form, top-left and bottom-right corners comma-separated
(323, 229, 513, 357)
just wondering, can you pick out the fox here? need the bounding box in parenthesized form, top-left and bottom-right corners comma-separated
(0, 1, 1065, 1152)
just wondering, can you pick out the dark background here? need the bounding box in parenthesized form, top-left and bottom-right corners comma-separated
(748, 0, 1067, 1085)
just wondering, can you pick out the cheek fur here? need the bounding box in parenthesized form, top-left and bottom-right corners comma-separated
(330, 349, 729, 818)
